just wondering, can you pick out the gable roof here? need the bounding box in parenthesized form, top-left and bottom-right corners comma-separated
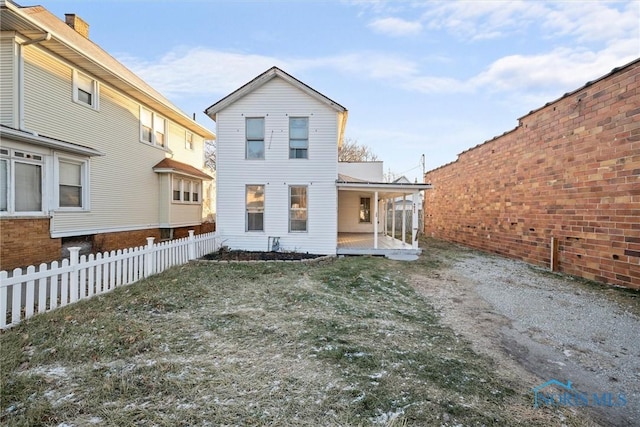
(1, 0, 214, 140)
(204, 66, 347, 120)
(153, 158, 213, 180)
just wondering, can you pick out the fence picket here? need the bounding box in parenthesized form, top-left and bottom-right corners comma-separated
(0, 232, 218, 329)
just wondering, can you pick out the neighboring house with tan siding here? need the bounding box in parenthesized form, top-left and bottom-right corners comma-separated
(0, 1, 215, 271)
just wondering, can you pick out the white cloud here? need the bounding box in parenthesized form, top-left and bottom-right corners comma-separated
(368, 17, 422, 36)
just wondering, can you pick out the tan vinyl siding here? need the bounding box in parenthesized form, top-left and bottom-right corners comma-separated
(216, 78, 338, 254)
(20, 46, 211, 236)
(0, 35, 18, 127)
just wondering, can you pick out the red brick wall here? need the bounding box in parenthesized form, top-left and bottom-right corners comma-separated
(0, 218, 61, 271)
(424, 59, 640, 289)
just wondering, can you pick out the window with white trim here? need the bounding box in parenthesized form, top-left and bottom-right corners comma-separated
(140, 107, 167, 148)
(0, 149, 44, 214)
(289, 117, 308, 159)
(185, 131, 194, 150)
(73, 70, 99, 109)
(246, 118, 265, 159)
(246, 185, 264, 231)
(172, 177, 201, 203)
(56, 156, 88, 209)
(289, 185, 307, 232)
(359, 197, 371, 223)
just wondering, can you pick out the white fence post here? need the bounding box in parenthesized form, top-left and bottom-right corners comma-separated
(68, 247, 81, 303)
(145, 237, 155, 277)
(188, 230, 196, 261)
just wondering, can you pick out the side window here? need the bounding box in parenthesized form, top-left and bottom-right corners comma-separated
(73, 70, 99, 109)
(140, 107, 167, 148)
(58, 159, 86, 209)
(172, 177, 201, 203)
(246, 185, 264, 231)
(289, 117, 308, 159)
(0, 149, 44, 214)
(289, 185, 308, 231)
(246, 118, 265, 159)
(185, 132, 194, 150)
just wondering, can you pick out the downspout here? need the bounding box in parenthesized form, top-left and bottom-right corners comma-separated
(18, 33, 52, 130)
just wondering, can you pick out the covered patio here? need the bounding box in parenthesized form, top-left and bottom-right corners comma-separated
(336, 175, 431, 258)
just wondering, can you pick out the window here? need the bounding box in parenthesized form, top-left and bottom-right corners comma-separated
(289, 186, 307, 232)
(172, 177, 201, 203)
(55, 155, 89, 210)
(246, 118, 265, 159)
(246, 185, 264, 231)
(140, 107, 167, 147)
(0, 149, 44, 214)
(359, 197, 371, 223)
(185, 132, 194, 150)
(73, 70, 99, 109)
(289, 117, 308, 159)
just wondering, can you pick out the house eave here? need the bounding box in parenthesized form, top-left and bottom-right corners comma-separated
(0, 125, 103, 156)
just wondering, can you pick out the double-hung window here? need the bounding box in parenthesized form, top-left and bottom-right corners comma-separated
(73, 70, 99, 109)
(172, 177, 200, 203)
(289, 186, 307, 232)
(246, 118, 265, 159)
(246, 185, 264, 231)
(140, 107, 167, 148)
(58, 159, 85, 208)
(359, 197, 371, 223)
(185, 132, 194, 150)
(289, 117, 308, 159)
(0, 148, 44, 214)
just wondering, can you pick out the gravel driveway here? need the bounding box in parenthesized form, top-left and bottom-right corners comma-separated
(410, 242, 640, 427)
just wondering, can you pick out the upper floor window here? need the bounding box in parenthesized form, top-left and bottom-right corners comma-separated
(246, 117, 265, 159)
(246, 185, 264, 231)
(73, 70, 99, 110)
(140, 107, 167, 148)
(289, 185, 307, 232)
(185, 132, 194, 150)
(289, 117, 308, 159)
(172, 177, 200, 203)
(0, 148, 43, 215)
(56, 155, 89, 210)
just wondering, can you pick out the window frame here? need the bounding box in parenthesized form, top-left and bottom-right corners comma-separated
(140, 106, 168, 148)
(72, 69, 99, 110)
(359, 197, 371, 223)
(289, 117, 309, 159)
(171, 176, 202, 204)
(245, 117, 265, 160)
(54, 154, 90, 211)
(289, 185, 308, 232)
(246, 184, 265, 232)
(185, 131, 194, 150)
(0, 149, 46, 216)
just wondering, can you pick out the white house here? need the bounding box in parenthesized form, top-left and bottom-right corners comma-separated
(205, 67, 430, 256)
(0, 1, 215, 270)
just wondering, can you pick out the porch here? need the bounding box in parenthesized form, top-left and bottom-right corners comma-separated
(337, 232, 420, 257)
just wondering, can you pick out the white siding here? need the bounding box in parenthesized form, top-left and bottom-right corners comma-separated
(216, 78, 338, 254)
(19, 46, 211, 236)
(338, 191, 375, 233)
(338, 162, 384, 182)
(0, 35, 18, 127)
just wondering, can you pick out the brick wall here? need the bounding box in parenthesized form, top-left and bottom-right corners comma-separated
(0, 218, 61, 270)
(424, 59, 640, 289)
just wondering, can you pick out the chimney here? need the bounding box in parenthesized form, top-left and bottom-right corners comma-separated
(65, 14, 89, 39)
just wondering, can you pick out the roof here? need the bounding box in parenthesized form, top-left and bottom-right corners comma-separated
(204, 66, 347, 119)
(0, 124, 103, 156)
(0, 0, 214, 140)
(152, 158, 213, 180)
(337, 174, 431, 199)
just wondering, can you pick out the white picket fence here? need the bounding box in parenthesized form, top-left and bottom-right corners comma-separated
(0, 231, 219, 330)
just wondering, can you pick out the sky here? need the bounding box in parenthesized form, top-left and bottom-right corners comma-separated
(39, 0, 639, 182)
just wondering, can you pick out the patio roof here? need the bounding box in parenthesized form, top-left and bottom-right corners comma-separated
(336, 176, 431, 198)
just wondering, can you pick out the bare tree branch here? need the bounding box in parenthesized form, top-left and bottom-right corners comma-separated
(338, 138, 378, 162)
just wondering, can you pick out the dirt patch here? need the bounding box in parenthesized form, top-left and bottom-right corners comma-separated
(200, 249, 324, 261)
(408, 240, 640, 427)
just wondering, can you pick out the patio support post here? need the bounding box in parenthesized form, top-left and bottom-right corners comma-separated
(402, 194, 406, 246)
(412, 191, 419, 249)
(391, 198, 396, 240)
(374, 191, 378, 249)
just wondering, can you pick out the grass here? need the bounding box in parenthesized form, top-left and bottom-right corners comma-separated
(1, 242, 583, 426)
